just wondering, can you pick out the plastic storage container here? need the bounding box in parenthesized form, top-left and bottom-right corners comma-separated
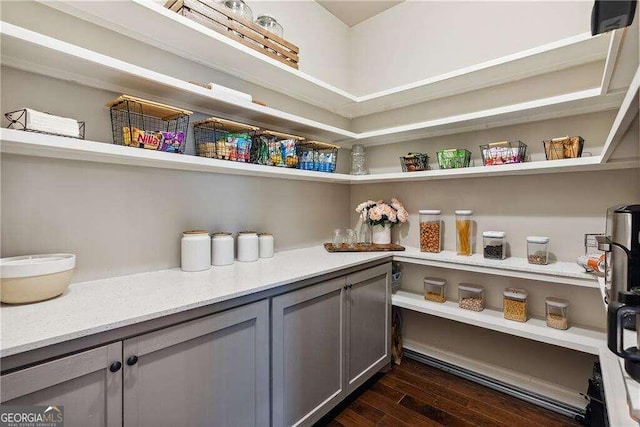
(455, 210, 473, 256)
(527, 236, 549, 265)
(424, 277, 446, 303)
(458, 283, 484, 311)
(503, 288, 528, 322)
(255, 14, 283, 37)
(224, 0, 253, 21)
(483, 231, 506, 260)
(545, 297, 569, 330)
(419, 210, 442, 253)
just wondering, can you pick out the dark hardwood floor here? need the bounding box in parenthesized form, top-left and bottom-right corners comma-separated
(317, 358, 582, 427)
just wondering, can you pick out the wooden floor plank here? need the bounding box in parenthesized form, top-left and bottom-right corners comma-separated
(335, 408, 376, 427)
(359, 389, 442, 426)
(347, 400, 385, 424)
(375, 414, 412, 426)
(368, 380, 405, 403)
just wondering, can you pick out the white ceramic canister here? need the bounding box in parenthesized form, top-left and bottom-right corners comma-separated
(237, 231, 259, 262)
(181, 230, 211, 272)
(211, 232, 235, 266)
(258, 233, 274, 258)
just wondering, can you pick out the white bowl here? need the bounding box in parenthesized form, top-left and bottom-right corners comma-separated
(1, 254, 76, 304)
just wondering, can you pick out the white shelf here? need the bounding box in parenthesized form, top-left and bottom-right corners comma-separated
(2, 130, 638, 184)
(349, 156, 639, 184)
(0, 129, 353, 184)
(0, 22, 629, 150)
(41, 0, 615, 119)
(392, 290, 605, 355)
(394, 248, 599, 288)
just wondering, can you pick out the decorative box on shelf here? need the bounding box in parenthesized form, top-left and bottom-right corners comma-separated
(164, 0, 300, 69)
(5, 109, 85, 140)
(106, 95, 192, 154)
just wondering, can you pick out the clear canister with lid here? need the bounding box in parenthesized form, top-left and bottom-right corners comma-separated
(211, 232, 234, 266)
(483, 231, 506, 260)
(419, 210, 442, 253)
(255, 14, 284, 38)
(503, 288, 528, 322)
(455, 210, 473, 256)
(237, 231, 259, 262)
(527, 236, 549, 265)
(458, 283, 484, 311)
(224, 0, 253, 21)
(351, 144, 367, 175)
(545, 297, 569, 330)
(424, 277, 446, 303)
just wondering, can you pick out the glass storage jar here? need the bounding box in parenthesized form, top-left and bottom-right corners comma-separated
(527, 236, 549, 265)
(503, 288, 528, 322)
(419, 210, 442, 253)
(455, 210, 473, 256)
(458, 283, 484, 311)
(351, 144, 367, 175)
(424, 277, 446, 303)
(545, 297, 569, 330)
(224, 0, 253, 21)
(483, 231, 506, 260)
(255, 14, 283, 37)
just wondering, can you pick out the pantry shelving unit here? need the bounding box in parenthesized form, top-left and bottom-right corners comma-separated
(39, 0, 616, 119)
(394, 248, 599, 288)
(392, 290, 605, 355)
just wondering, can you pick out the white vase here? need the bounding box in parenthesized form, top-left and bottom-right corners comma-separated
(372, 223, 391, 244)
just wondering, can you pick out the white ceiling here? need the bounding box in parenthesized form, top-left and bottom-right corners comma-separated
(316, 1, 404, 27)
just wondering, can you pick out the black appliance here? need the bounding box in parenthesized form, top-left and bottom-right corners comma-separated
(591, 0, 637, 35)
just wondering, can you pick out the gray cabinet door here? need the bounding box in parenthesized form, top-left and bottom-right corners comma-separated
(272, 276, 347, 427)
(0, 342, 123, 427)
(346, 263, 391, 393)
(123, 299, 269, 427)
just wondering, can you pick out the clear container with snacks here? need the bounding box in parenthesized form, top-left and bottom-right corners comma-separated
(424, 277, 446, 303)
(455, 210, 473, 256)
(545, 297, 569, 330)
(458, 283, 484, 311)
(527, 236, 549, 265)
(503, 288, 528, 322)
(419, 210, 442, 253)
(483, 231, 506, 260)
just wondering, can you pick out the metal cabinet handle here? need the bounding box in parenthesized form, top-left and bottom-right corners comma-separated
(347, 284, 353, 289)
(109, 361, 122, 373)
(126, 355, 139, 366)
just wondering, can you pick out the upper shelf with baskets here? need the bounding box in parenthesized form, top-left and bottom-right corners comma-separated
(40, 0, 618, 119)
(0, 21, 630, 151)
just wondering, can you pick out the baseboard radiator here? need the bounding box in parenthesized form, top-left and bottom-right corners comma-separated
(403, 348, 586, 420)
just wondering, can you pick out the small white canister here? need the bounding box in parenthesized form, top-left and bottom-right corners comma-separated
(258, 233, 274, 258)
(181, 230, 211, 272)
(237, 231, 259, 262)
(211, 232, 234, 266)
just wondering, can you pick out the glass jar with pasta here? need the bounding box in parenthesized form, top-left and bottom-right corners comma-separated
(455, 210, 473, 256)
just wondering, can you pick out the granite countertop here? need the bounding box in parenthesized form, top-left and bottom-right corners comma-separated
(0, 246, 391, 358)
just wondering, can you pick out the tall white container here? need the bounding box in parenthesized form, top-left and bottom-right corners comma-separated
(211, 232, 234, 266)
(258, 233, 274, 258)
(237, 231, 259, 262)
(181, 231, 211, 272)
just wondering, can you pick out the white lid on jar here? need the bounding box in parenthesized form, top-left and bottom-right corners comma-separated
(545, 297, 569, 308)
(424, 277, 446, 287)
(419, 210, 441, 215)
(257, 14, 277, 20)
(482, 231, 506, 238)
(455, 210, 473, 215)
(458, 283, 483, 293)
(503, 288, 528, 300)
(527, 236, 549, 244)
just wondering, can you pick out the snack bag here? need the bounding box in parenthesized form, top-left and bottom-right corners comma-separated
(123, 127, 143, 147)
(159, 131, 185, 153)
(281, 139, 298, 168)
(138, 130, 161, 150)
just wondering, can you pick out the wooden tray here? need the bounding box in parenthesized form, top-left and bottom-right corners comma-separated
(324, 243, 405, 252)
(165, 0, 299, 69)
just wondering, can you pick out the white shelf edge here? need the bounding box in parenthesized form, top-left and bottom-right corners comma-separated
(601, 65, 640, 163)
(0, 22, 628, 150)
(392, 290, 605, 355)
(350, 156, 640, 184)
(0, 129, 353, 184)
(393, 249, 598, 288)
(600, 29, 625, 95)
(39, 1, 613, 119)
